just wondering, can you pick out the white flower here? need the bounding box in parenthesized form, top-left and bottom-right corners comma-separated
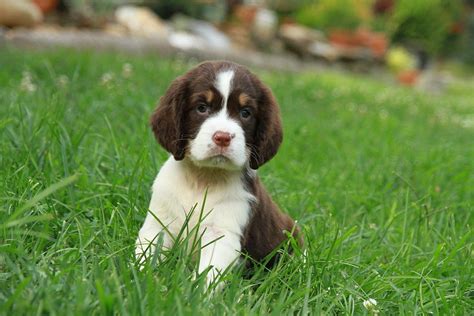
(57, 75, 69, 87)
(20, 71, 36, 92)
(101, 72, 114, 86)
(363, 298, 379, 314)
(122, 63, 133, 78)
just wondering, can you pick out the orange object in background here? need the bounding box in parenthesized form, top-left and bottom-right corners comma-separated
(397, 70, 420, 86)
(329, 28, 388, 58)
(356, 28, 387, 58)
(32, 0, 58, 13)
(233, 5, 258, 25)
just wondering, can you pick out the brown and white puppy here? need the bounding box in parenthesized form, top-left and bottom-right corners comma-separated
(136, 61, 301, 285)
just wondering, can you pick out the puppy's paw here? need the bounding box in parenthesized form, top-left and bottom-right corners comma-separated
(134, 243, 155, 270)
(208, 278, 225, 294)
(204, 268, 226, 295)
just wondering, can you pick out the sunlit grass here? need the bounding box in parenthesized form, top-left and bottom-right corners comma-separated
(0, 48, 472, 314)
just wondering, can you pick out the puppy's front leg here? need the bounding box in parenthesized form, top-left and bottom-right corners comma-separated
(135, 210, 172, 266)
(198, 227, 241, 287)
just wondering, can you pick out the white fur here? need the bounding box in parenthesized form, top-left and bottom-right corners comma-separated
(136, 157, 255, 285)
(215, 70, 234, 108)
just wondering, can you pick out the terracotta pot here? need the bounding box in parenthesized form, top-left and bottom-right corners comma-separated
(329, 28, 387, 57)
(368, 35, 387, 57)
(357, 29, 387, 57)
(329, 30, 361, 47)
(397, 70, 420, 86)
(32, 0, 58, 13)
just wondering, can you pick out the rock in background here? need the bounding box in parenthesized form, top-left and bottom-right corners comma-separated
(115, 6, 169, 39)
(0, 0, 43, 27)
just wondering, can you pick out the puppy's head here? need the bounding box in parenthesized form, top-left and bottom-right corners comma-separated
(151, 61, 282, 170)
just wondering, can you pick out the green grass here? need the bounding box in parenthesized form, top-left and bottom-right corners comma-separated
(0, 48, 472, 315)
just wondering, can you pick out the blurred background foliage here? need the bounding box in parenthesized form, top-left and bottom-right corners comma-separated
(3, 0, 473, 76)
(47, 0, 474, 65)
(294, 0, 372, 32)
(294, 0, 469, 58)
(388, 0, 462, 55)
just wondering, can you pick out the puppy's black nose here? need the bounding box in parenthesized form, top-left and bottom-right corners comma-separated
(212, 131, 232, 147)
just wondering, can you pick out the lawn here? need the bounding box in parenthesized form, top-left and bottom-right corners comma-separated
(0, 48, 472, 315)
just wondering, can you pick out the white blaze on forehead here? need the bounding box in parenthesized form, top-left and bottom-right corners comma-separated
(215, 70, 234, 108)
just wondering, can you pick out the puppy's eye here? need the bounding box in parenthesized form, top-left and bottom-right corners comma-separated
(196, 103, 210, 114)
(240, 108, 252, 119)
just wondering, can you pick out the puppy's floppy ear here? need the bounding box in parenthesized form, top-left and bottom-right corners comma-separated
(150, 75, 188, 160)
(249, 77, 283, 169)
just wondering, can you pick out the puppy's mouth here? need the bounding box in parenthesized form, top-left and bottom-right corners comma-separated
(187, 135, 247, 170)
(208, 154, 231, 164)
(189, 150, 240, 170)
(205, 147, 233, 162)
(206, 146, 232, 159)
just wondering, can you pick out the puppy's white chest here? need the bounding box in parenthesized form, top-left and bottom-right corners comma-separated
(149, 157, 254, 237)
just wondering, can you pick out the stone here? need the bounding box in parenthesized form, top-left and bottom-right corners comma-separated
(115, 6, 169, 38)
(251, 8, 278, 48)
(416, 68, 451, 93)
(171, 15, 230, 51)
(189, 20, 230, 50)
(307, 41, 339, 61)
(0, 0, 43, 27)
(279, 23, 326, 57)
(168, 31, 205, 50)
(103, 23, 128, 37)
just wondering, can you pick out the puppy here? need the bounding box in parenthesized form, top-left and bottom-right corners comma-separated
(136, 61, 301, 285)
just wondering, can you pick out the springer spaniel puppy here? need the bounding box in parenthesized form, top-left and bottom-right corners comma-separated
(136, 61, 301, 285)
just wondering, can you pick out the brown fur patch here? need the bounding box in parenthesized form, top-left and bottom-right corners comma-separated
(242, 175, 303, 266)
(239, 93, 250, 106)
(205, 89, 214, 103)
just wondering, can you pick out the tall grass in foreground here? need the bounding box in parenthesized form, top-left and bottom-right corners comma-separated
(0, 48, 472, 314)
